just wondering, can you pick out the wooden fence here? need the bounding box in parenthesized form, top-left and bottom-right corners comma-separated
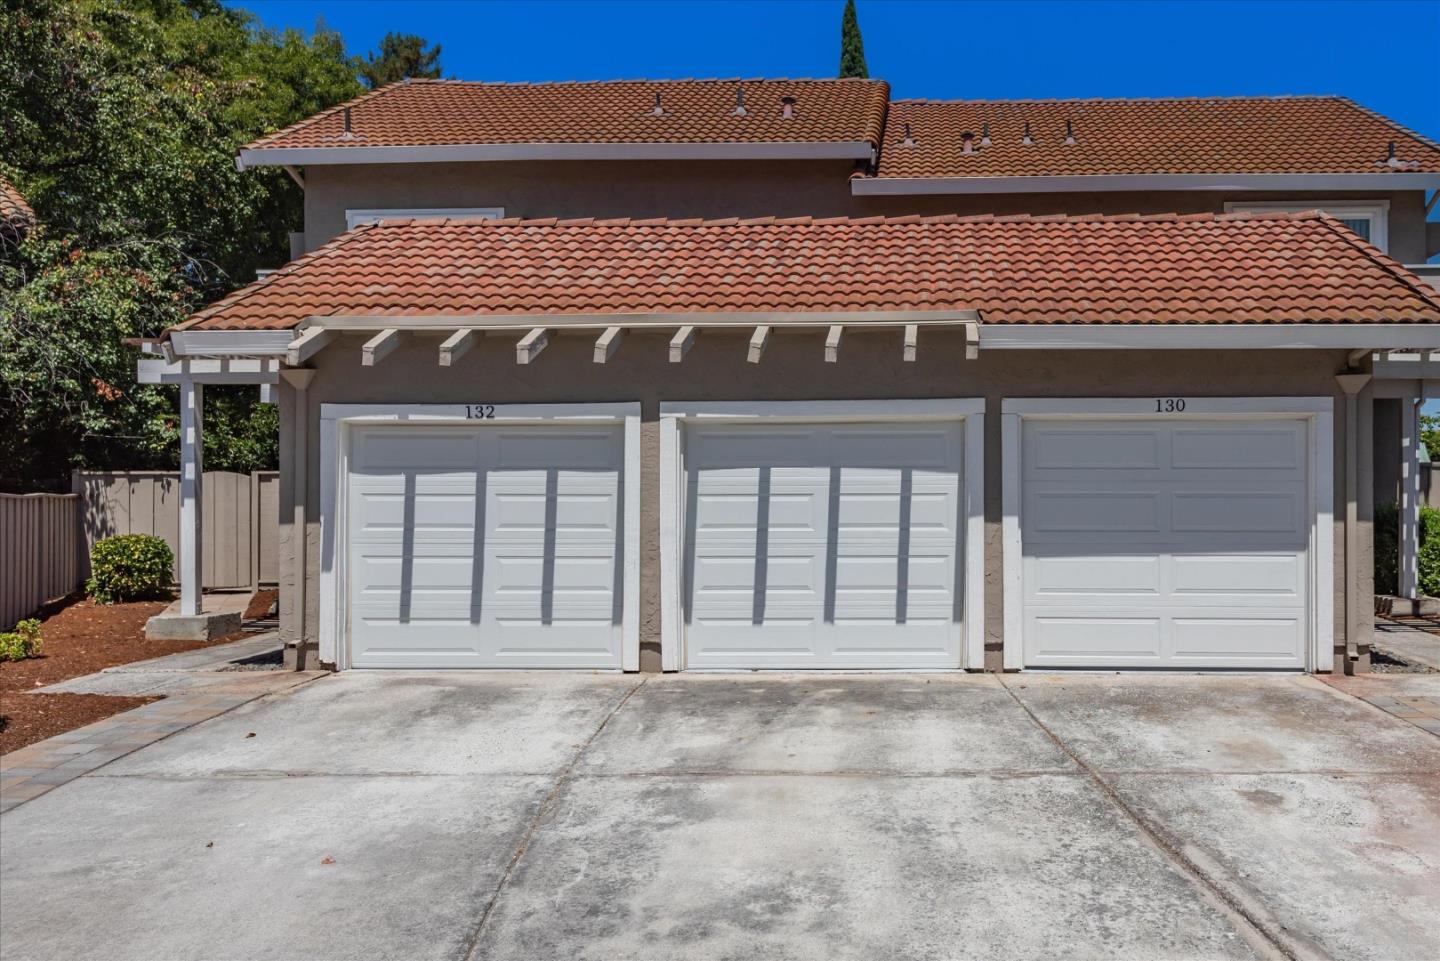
(0, 471, 279, 630)
(0, 493, 84, 631)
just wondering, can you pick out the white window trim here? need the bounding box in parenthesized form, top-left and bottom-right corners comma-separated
(318, 402, 641, 672)
(344, 207, 504, 229)
(658, 399, 987, 672)
(1224, 200, 1389, 253)
(999, 396, 1334, 673)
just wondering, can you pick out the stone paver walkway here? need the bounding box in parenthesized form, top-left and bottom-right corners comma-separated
(1322, 671, 1440, 736)
(1, 634, 322, 813)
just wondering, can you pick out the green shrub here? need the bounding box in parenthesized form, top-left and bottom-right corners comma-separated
(0, 619, 43, 661)
(86, 534, 173, 604)
(1375, 502, 1440, 597)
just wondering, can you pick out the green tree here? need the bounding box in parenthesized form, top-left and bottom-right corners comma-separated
(1421, 412, 1440, 462)
(358, 32, 442, 89)
(0, 0, 363, 490)
(838, 0, 868, 79)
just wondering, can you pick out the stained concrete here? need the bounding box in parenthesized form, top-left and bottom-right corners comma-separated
(101, 672, 643, 777)
(1372, 621, 1440, 671)
(3, 673, 1439, 961)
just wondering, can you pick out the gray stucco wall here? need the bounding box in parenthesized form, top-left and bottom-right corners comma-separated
(277, 332, 1369, 673)
(301, 160, 1432, 263)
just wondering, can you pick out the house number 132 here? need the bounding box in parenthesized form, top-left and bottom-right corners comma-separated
(1155, 398, 1187, 413)
(465, 405, 496, 419)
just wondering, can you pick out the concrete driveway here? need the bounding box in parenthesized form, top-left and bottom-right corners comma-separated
(1, 672, 1437, 961)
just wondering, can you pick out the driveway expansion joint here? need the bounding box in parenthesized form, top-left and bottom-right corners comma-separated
(997, 675, 1300, 961)
(459, 675, 648, 961)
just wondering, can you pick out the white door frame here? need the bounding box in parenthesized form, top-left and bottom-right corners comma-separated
(1000, 397, 1334, 672)
(319, 402, 642, 671)
(659, 399, 987, 671)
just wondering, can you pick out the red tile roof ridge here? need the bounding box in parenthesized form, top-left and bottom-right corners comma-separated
(395, 77, 887, 87)
(1316, 215, 1440, 313)
(349, 210, 1337, 229)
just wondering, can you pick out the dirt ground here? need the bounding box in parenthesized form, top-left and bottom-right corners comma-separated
(0, 598, 215, 754)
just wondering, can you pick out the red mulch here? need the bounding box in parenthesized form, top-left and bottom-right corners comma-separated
(244, 588, 279, 622)
(0, 598, 222, 755)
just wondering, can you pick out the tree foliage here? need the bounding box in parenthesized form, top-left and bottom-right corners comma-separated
(0, 0, 364, 490)
(358, 32, 442, 89)
(838, 0, 868, 79)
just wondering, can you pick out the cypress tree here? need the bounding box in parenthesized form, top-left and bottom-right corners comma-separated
(839, 0, 869, 79)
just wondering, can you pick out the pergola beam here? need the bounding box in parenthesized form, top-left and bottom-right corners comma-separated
(439, 329, 476, 366)
(285, 326, 335, 366)
(824, 325, 843, 363)
(361, 328, 400, 366)
(594, 326, 624, 363)
(516, 327, 549, 364)
(669, 326, 697, 363)
(747, 326, 771, 364)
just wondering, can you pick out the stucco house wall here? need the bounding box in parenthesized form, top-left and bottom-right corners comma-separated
(276, 331, 1369, 673)
(301, 160, 1433, 263)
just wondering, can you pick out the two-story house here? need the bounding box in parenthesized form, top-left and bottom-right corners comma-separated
(140, 78, 1440, 677)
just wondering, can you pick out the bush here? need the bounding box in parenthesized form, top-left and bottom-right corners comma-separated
(1374, 502, 1440, 597)
(86, 534, 173, 604)
(0, 619, 43, 661)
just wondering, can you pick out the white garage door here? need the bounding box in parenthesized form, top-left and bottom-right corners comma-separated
(346, 424, 624, 669)
(684, 422, 965, 669)
(1021, 418, 1310, 669)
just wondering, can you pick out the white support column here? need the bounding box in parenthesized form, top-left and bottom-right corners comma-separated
(178, 379, 204, 616)
(1400, 396, 1422, 599)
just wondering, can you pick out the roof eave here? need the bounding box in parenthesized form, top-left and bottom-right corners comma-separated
(852, 172, 1440, 195)
(237, 141, 876, 168)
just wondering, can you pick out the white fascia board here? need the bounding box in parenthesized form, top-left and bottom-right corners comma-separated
(238, 140, 875, 168)
(851, 172, 1440, 196)
(980, 324, 1440, 350)
(169, 330, 295, 357)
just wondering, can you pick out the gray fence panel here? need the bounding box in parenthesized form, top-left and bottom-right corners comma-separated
(0, 494, 82, 630)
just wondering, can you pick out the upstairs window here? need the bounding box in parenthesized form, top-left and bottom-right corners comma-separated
(345, 207, 504, 229)
(1225, 201, 1388, 253)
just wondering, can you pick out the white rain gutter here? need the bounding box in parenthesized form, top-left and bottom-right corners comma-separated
(237, 140, 876, 169)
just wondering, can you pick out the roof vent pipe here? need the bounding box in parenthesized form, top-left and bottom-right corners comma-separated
(960, 131, 975, 155)
(980, 122, 991, 147)
(781, 95, 797, 119)
(1022, 121, 1033, 146)
(1064, 119, 1076, 146)
(341, 106, 354, 140)
(902, 123, 915, 147)
(652, 92, 664, 117)
(733, 87, 747, 117)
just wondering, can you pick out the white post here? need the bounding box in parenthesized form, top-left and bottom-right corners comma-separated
(179, 379, 204, 616)
(1400, 396, 1421, 599)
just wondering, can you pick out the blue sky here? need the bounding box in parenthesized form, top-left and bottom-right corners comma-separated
(237, 0, 1439, 137)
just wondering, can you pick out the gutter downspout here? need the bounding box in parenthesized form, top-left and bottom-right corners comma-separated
(279, 369, 316, 669)
(1336, 372, 1371, 671)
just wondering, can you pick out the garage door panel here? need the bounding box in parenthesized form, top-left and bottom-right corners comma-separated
(1170, 617, 1303, 662)
(1170, 427, 1303, 470)
(1027, 427, 1163, 471)
(1171, 554, 1302, 597)
(1170, 491, 1303, 534)
(1020, 416, 1309, 670)
(1031, 555, 1161, 595)
(1027, 491, 1163, 534)
(347, 425, 623, 669)
(685, 421, 965, 669)
(1029, 616, 1163, 662)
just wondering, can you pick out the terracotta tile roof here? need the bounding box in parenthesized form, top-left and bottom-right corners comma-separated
(242, 78, 889, 152)
(0, 173, 34, 225)
(172, 212, 1440, 333)
(871, 96, 1440, 179)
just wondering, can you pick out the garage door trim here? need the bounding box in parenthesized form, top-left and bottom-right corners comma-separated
(999, 397, 1334, 672)
(319, 403, 642, 670)
(659, 399, 986, 671)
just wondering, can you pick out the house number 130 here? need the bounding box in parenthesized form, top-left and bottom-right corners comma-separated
(1155, 398, 1187, 413)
